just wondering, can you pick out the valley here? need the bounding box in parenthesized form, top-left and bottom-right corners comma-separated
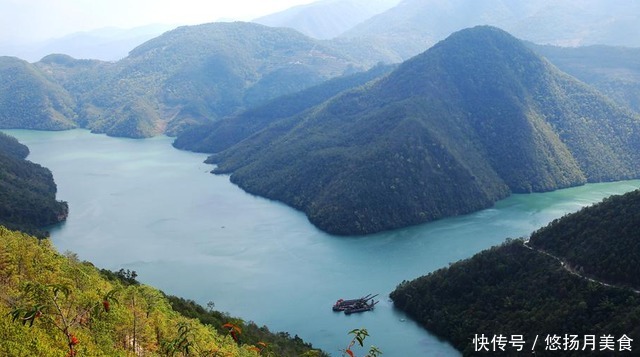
(2, 0, 640, 355)
(5, 128, 640, 356)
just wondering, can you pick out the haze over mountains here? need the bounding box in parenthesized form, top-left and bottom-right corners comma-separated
(0, 25, 176, 63)
(254, 0, 401, 39)
(339, 0, 640, 62)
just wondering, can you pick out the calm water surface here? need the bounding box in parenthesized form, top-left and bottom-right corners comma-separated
(6, 129, 640, 356)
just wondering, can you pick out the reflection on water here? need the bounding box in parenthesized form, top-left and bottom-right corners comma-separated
(5, 129, 639, 356)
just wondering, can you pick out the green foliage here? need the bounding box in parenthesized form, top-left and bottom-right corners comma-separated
(0, 132, 68, 237)
(205, 26, 640, 235)
(0, 226, 265, 356)
(529, 44, 640, 113)
(166, 295, 327, 357)
(0, 57, 77, 131)
(391, 190, 640, 355)
(342, 329, 381, 357)
(0, 132, 29, 159)
(99, 268, 140, 286)
(530, 189, 640, 289)
(390, 239, 640, 356)
(24, 22, 368, 139)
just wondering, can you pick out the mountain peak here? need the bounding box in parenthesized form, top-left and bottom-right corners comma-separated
(207, 26, 640, 235)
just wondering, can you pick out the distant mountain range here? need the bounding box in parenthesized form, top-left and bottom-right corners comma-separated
(203, 26, 640, 235)
(0, 24, 175, 62)
(253, 0, 400, 39)
(2, 0, 639, 139)
(339, 0, 640, 62)
(391, 188, 640, 355)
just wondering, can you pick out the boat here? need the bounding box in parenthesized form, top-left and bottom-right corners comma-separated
(344, 299, 378, 315)
(332, 294, 378, 313)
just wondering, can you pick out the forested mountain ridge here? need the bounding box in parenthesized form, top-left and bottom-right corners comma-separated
(529, 44, 640, 113)
(0, 57, 77, 131)
(390, 189, 640, 356)
(2, 22, 370, 138)
(529, 189, 640, 289)
(4, 17, 638, 141)
(0, 132, 68, 237)
(90, 22, 361, 137)
(207, 26, 640, 235)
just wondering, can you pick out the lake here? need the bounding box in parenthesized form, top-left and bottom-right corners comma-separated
(5, 128, 640, 356)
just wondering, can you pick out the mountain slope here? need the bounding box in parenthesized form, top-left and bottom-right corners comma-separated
(0, 57, 77, 131)
(530, 189, 640, 289)
(0, 132, 68, 237)
(254, 0, 400, 39)
(529, 44, 640, 113)
(28, 22, 366, 138)
(173, 63, 395, 153)
(341, 0, 640, 61)
(390, 240, 640, 356)
(390, 188, 640, 356)
(208, 26, 640, 235)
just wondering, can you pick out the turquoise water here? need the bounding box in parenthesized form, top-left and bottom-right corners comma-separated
(6, 128, 640, 356)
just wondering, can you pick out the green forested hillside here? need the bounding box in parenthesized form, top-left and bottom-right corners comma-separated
(530, 189, 640, 289)
(207, 26, 640, 235)
(390, 240, 640, 356)
(1, 22, 373, 139)
(0, 226, 324, 356)
(30, 22, 368, 138)
(0, 132, 68, 237)
(0, 57, 77, 131)
(529, 44, 640, 113)
(173, 63, 395, 153)
(390, 188, 640, 356)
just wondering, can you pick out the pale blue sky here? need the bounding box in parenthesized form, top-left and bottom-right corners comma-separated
(1, 0, 316, 43)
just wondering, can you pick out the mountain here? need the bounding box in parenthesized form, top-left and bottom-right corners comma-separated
(340, 0, 640, 62)
(0, 57, 77, 131)
(173, 63, 395, 153)
(390, 189, 640, 356)
(0, 226, 325, 356)
(529, 44, 640, 113)
(0, 132, 68, 237)
(25, 22, 368, 138)
(253, 0, 400, 39)
(529, 189, 640, 289)
(206, 26, 640, 235)
(0, 24, 176, 62)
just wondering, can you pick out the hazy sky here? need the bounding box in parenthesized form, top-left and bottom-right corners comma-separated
(1, 0, 317, 43)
